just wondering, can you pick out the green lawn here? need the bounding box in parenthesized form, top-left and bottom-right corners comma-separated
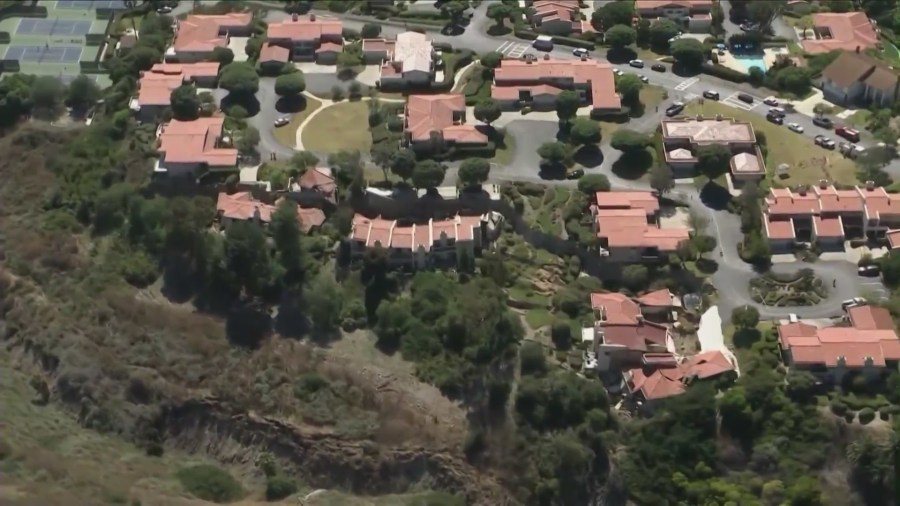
(845, 109, 872, 129)
(525, 308, 554, 330)
(491, 131, 516, 166)
(684, 101, 858, 186)
(301, 101, 372, 153)
(272, 95, 322, 148)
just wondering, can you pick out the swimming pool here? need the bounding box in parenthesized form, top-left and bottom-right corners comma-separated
(734, 54, 768, 73)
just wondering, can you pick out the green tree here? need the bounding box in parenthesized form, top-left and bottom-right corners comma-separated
(591, 0, 634, 31)
(30, 75, 65, 117)
(731, 305, 760, 329)
(176, 465, 244, 503)
(635, 18, 651, 46)
(219, 62, 260, 96)
(411, 159, 446, 189)
(65, 75, 101, 113)
(692, 234, 717, 257)
(361, 23, 381, 38)
(274, 72, 306, 98)
(236, 126, 260, 155)
(479, 50, 503, 69)
(649, 164, 674, 195)
(671, 38, 706, 70)
(622, 264, 649, 291)
(616, 74, 643, 107)
(611, 129, 651, 152)
(747, 0, 786, 31)
(271, 199, 305, 285)
(568, 118, 602, 147)
(307, 272, 343, 334)
(551, 320, 573, 350)
(696, 144, 732, 178)
(486, 3, 512, 27)
(440, 0, 469, 26)
(458, 157, 491, 187)
(785, 476, 822, 506)
(881, 251, 900, 287)
(212, 46, 234, 65)
(604, 24, 636, 49)
(370, 141, 398, 181)
(170, 84, 200, 120)
(520, 341, 548, 376)
(773, 66, 811, 95)
(265, 475, 298, 501)
(555, 90, 581, 123)
(649, 19, 681, 49)
(473, 98, 502, 125)
(290, 151, 319, 171)
(537, 141, 571, 170)
(245, 36, 264, 59)
(577, 173, 611, 193)
(390, 149, 417, 181)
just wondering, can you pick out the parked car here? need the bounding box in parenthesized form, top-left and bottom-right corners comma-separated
(768, 107, 786, 117)
(737, 93, 754, 103)
(567, 169, 585, 180)
(640, 75, 649, 83)
(763, 96, 779, 106)
(702, 90, 720, 100)
(614, 68, 624, 76)
(835, 126, 860, 142)
(812, 116, 834, 129)
(787, 122, 803, 133)
(767, 113, 784, 125)
(651, 63, 666, 72)
(814, 135, 836, 149)
(858, 265, 880, 277)
(157, 5, 173, 14)
(842, 297, 867, 309)
(665, 102, 685, 117)
(533, 35, 554, 51)
(572, 48, 590, 58)
(839, 142, 865, 158)
(274, 116, 290, 127)
(629, 59, 645, 68)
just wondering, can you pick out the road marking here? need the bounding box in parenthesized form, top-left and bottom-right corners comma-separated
(683, 92, 699, 101)
(722, 92, 759, 111)
(673, 77, 699, 91)
(496, 40, 530, 58)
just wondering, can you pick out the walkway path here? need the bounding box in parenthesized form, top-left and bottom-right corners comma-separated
(292, 93, 404, 150)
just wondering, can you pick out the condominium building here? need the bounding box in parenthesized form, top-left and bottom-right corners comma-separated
(362, 31, 436, 86)
(404, 94, 487, 151)
(529, 0, 592, 35)
(491, 58, 621, 115)
(800, 12, 878, 55)
(763, 181, 900, 251)
(634, 0, 714, 32)
(589, 191, 691, 262)
(660, 116, 765, 182)
(132, 62, 220, 122)
(216, 192, 325, 232)
(154, 117, 238, 175)
(167, 13, 253, 62)
(266, 13, 343, 63)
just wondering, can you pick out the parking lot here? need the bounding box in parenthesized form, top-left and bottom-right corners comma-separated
(496, 40, 530, 58)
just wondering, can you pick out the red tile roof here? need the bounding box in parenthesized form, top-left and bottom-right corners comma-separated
(174, 13, 252, 53)
(635, 0, 713, 9)
(764, 185, 900, 231)
(350, 214, 481, 250)
(603, 322, 669, 351)
(267, 13, 342, 42)
(801, 12, 878, 54)
(158, 117, 237, 167)
(637, 288, 675, 307)
(216, 193, 324, 232)
(813, 216, 844, 238)
(593, 206, 690, 252)
(138, 62, 220, 106)
(595, 191, 660, 214)
(297, 167, 336, 203)
(492, 59, 621, 111)
(626, 350, 733, 401)
(591, 292, 641, 324)
(887, 230, 900, 250)
(764, 215, 796, 240)
(778, 307, 900, 368)
(259, 43, 289, 63)
(405, 94, 487, 144)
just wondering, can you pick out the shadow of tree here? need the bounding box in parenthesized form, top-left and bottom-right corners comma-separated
(699, 180, 732, 210)
(606, 46, 638, 64)
(221, 93, 261, 117)
(696, 258, 719, 274)
(538, 161, 567, 180)
(612, 150, 653, 180)
(275, 95, 309, 114)
(733, 327, 761, 349)
(486, 24, 512, 36)
(225, 299, 273, 349)
(573, 145, 603, 168)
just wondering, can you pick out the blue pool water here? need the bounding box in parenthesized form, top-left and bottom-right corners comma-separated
(734, 55, 768, 73)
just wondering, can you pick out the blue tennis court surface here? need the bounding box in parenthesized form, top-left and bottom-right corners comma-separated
(17, 18, 93, 36)
(5, 45, 83, 63)
(56, 0, 127, 9)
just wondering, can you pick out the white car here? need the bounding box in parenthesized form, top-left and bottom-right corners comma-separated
(841, 297, 866, 309)
(629, 59, 645, 68)
(572, 48, 590, 57)
(763, 96, 779, 106)
(273, 116, 290, 127)
(614, 68, 624, 76)
(640, 75, 649, 83)
(787, 122, 803, 133)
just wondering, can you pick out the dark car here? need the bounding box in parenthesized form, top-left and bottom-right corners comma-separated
(702, 90, 720, 100)
(651, 63, 666, 72)
(567, 169, 585, 180)
(766, 113, 784, 125)
(737, 93, 754, 104)
(812, 116, 834, 129)
(858, 265, 880, 277)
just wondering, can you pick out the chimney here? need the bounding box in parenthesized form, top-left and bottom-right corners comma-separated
(715, 114, 722, 120)
(636, 314, 643, 323)
(856, 45, 860, 53)
(798, 186, 807, 196)
(309, 13, 316, 21)
(292, 13, 298, 21)
(819, 179, 827, 189)
(543, 53, 550, 60)
(866, 180, 875, 191)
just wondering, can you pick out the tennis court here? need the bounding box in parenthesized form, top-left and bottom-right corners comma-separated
(56, 0, 126, 9)
(4, 45, 83, 63)
(16, 18, 94, 36)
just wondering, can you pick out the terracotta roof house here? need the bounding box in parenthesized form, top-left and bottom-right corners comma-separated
(349, 214, 489, 269)
(168, 13, 253, 62)
(777, 306, 900, 383)
(295, 167, 337, 204)
(623, 350, 735, 409)
(404, 94, 488, 151)
(634, 0, 714, 33)
(590, 191, 690, 262)
(820, 50, 900, 108)
(216, 192, 324, 232)
(259, 43, 290, 67)
(763, 181, 900, 251)
(363, 31, 436, 87)
(887, 229, 900, 250)
(530, 1, 589, 35)
(266, 13, 343, 64)
(491, 58, 621, 115)
(800, 12, 879, 55)
(155, 117, 238, 175)
(132, 62, 220, 121)
(661, 116, 765, 182)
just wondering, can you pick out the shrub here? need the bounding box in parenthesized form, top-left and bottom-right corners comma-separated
(701, 63, 748, 83)
(879, 405, 899, 420)
(176, 465, 244, 503)
(265, 475, 298, 501)
(858, 407, 875, 425)
(829, 400, 847, 416)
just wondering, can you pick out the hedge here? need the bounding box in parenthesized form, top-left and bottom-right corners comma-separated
(447, 142, 498, 159)
(2, 59, 20, 72)
(85, 33, 106, 46)
(858, 407, 875, 425)
(429, 49, 473, 92)
(701, 63, 748, 83)
(829, 400, 847, 416)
